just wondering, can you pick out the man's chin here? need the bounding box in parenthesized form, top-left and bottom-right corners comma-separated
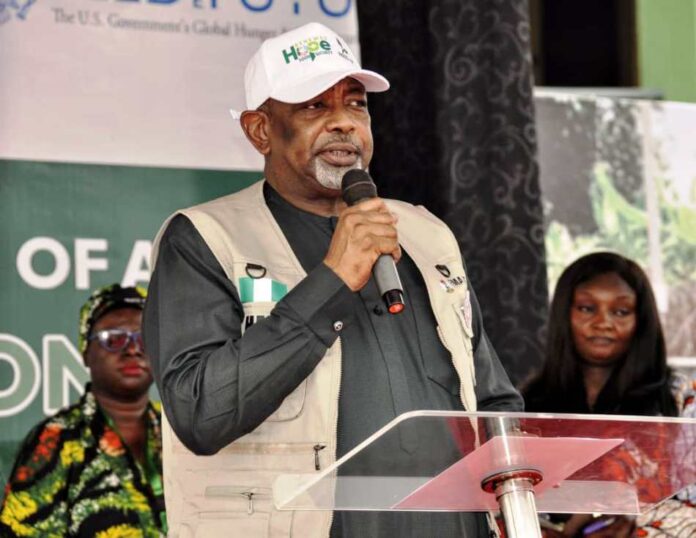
(314, 171, 345, 191)
(316, 179, 342, 191)
(312, 158, 361, 191)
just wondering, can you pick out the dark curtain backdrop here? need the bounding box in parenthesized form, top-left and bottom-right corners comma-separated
(357, 0, 547, 385)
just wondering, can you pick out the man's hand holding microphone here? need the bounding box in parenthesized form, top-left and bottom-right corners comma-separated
(323, 170, 406, 314)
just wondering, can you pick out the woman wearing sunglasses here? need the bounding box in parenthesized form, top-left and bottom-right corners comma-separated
(0, 284, 167, 537)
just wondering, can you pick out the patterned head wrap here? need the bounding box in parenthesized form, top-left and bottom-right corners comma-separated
(78, 284, 147, 354)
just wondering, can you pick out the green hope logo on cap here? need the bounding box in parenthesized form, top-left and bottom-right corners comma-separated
(282, 36, 332, 64)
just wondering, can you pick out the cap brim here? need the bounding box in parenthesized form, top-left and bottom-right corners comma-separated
(270, 68, 390, 105)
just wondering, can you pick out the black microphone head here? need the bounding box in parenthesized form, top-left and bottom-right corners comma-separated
(341, 169, 377, 206)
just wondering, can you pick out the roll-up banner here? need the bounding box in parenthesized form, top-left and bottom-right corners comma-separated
(0, 0, 359, 481)
(536, 92, 696, 373)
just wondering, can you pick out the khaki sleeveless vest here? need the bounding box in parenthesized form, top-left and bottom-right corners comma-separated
(152, 181, 480, 537)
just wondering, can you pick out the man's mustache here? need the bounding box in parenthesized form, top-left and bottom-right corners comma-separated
(313, 135, 362, 155)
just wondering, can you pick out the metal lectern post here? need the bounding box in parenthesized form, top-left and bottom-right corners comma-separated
(489, 475, 542, 537)
(481, 467, 543, 537)
(481, 417, 543, 538)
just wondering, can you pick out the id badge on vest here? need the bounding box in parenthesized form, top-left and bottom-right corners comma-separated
(239, 263, 288, 334)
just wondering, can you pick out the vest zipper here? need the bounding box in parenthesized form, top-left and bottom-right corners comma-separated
(327, 336, 342, 536)
(217, 441, 326, 454)
(313, 444, 326, 471)
(242, 491, 255, 515)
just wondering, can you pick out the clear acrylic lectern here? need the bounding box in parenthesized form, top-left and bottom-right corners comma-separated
(273, 411, 696, 537)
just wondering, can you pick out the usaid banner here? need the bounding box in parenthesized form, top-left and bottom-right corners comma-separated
(0, 1, 359, 482)
(0, 0, 359, 170)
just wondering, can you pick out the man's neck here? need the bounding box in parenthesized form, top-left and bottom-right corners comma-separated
(265, 174, 346, 217)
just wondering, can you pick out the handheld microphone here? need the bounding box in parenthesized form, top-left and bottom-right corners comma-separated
(341, 169, 405, 315)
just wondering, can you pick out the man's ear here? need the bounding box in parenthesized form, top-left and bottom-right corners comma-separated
(240, 109, 271, 155)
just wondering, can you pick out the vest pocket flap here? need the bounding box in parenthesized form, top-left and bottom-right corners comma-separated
(184, 469, 274, 511)
(206, 441, 329, 472)
(206, 485, 271, 500)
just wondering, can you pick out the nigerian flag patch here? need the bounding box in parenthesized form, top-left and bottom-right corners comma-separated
(239, 277, 287, 303)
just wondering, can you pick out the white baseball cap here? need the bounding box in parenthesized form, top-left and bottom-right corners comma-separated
(233, 22, 389, 116)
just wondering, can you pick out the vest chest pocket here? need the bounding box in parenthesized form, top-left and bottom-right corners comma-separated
(241, 301, 276, 335)
(237, 268, 291, 336)
(241, 300, 307, 422)
(180, 509, 272, 538)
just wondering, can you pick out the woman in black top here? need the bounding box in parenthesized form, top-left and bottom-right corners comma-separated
(522, 252, 688, 537)
(524, 251, 677, 417)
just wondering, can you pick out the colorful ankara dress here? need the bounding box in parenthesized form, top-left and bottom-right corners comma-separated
(635, 375, 696, 537)
(0, 385, 166, 537)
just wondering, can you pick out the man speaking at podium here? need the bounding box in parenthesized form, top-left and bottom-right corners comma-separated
(144, 22, 522, 538)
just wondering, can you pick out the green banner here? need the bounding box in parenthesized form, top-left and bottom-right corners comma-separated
(0, 159, 259, 482)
